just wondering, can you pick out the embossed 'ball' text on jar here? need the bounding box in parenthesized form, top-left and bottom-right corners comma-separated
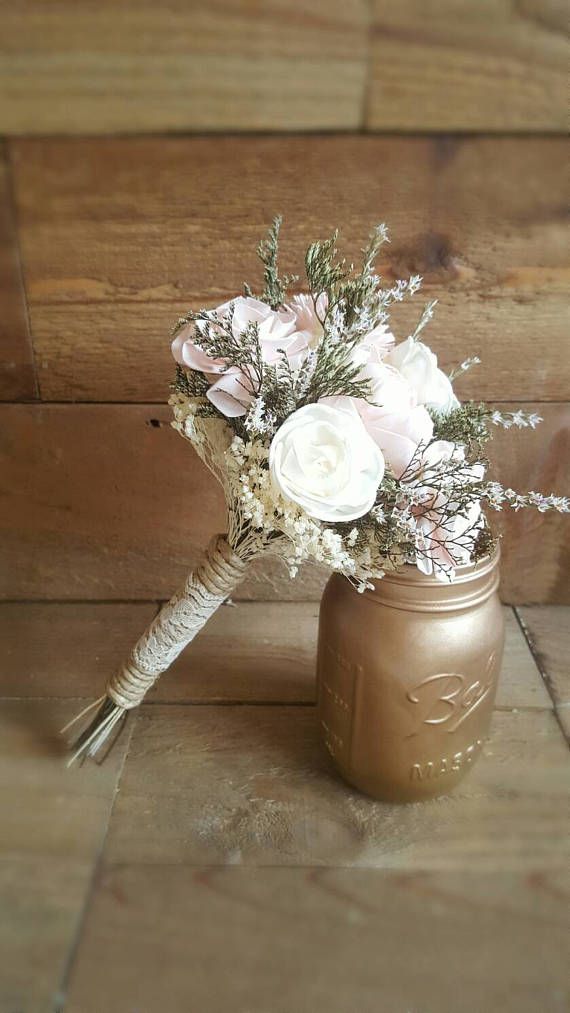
(316, 551, 504, 802)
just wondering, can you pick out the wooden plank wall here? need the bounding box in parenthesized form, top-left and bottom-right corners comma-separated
(0, 1, 566, 134)
(0, 4, 568, 603)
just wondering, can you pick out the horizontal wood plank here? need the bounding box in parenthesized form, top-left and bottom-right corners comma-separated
(0, 403, 327, 602)
(368, 0, 568, 131)
(103, 705, 569, 870)
(0, 698, 131, 1012)
(1, 402, 567, 602)
(0, 1, 369, 134)
(10, 136, 569, 402)
(488, 403, 570, 604)
(65, 865, 570, 1013)
(0, 601, 157, 698)
(0, 602, 551, 710)
(0, 145, 36, 400)
(0, 600, 319, 701)
(158, 602, 553, 709)
(517, 605, 570, 738)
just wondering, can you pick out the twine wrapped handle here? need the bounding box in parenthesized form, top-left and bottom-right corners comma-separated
(66, 534, 249, 763)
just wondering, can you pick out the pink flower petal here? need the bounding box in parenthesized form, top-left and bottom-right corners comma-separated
(206, 368, 254, 418)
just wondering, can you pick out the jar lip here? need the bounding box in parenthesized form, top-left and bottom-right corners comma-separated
(370, 547, 500, 591)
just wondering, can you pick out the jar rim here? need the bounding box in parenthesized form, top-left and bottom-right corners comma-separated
(375, 547, 500, 590)
(354, 547, 501, 612)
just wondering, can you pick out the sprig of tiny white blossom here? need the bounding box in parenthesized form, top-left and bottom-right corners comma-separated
(481, 482, 569, 513)
(409, 299, 437, 342)
(490, 410, 543, 430)
(448, 356, 481, 382)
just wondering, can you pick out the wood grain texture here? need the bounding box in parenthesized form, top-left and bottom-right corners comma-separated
(0, 602, 550, 710)
(65, 865, 570, 1013)
(10, 135, 569, 402)
(517, 605, 570, 737)
(1, 402, 567, 602)
(0, 402, 326, 602)
(368, 0, 569, 131)
(2, 612, 567, 1012)
(0, 699, 131, 1013)
(0, 601, 157, 698)
(0, 0, 369, 135)
(489, 403, 570, 604)
(163, 602, 552, 708)
(0, 858, 90, 1013)
(103, 705, 569, 870)
(0, 144, 36, 400)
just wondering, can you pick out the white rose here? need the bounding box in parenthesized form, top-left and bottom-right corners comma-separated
(269, 403, 385, 522)
(387, 337, 459, 414)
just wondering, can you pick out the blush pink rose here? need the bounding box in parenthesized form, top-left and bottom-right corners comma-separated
(350, 321, 395, 368)
(403, 441, 485, 579)
(172, 296, 316, 418)
(286, 293, 327, 351)
(415, 501, 483, 580)
(323, 363, 433, 479)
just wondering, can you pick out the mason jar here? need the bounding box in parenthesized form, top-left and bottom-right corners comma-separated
(316, 551, 504, 802)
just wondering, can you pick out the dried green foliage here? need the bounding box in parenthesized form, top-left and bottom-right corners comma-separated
(472, 524, 497, 562)
(305, 223, 422, 340)
(257, 215, 298, 309)
(431, 402, 492, 455)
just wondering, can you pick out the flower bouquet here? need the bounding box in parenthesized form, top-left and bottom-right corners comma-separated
(68, 218, 568, 762)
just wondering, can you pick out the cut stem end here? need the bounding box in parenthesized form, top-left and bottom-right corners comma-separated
(65, 696, 128, 766)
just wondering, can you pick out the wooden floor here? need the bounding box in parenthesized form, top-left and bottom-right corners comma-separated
(1, 602, 568, 1012)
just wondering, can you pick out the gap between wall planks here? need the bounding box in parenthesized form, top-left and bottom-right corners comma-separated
(0, 401, 568, 604)
(7, 135, 569, 403)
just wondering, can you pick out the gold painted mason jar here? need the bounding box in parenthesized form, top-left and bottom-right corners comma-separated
(316, 552, 504, 802)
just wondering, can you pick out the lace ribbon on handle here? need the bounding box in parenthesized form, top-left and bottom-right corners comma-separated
(66, 534, 249, 763)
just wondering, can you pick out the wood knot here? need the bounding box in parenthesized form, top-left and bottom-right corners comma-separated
(388, 231, 468, 283)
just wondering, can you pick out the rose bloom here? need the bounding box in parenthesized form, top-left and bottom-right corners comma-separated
(387, 337, 459, 414)
(269, 403, 385, 523)
(349, 320, 395, 368)
(286, 293, 327, 346)
(323, 361, 433, 480)
(415, 500, 483, 579)
(172, 296, 319, 418)
(403, 441, 485, 578)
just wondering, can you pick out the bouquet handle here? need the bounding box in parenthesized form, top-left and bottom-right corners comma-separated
(66, 534, 249, 763)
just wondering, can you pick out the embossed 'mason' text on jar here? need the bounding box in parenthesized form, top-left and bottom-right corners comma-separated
(316, 552, 504, 802)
